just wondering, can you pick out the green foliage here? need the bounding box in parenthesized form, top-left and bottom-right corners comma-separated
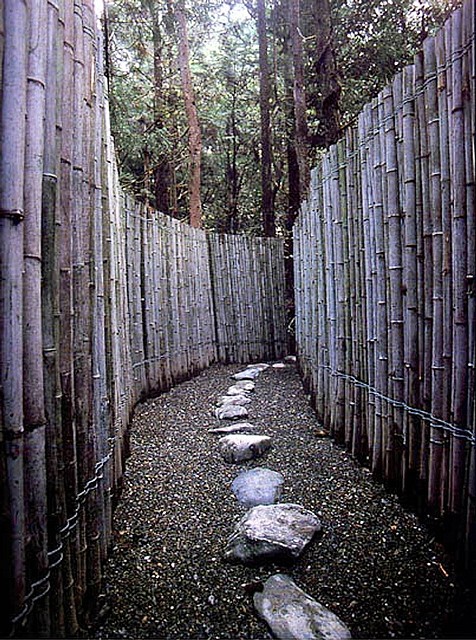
(106, 0, 462, 234)
(332, 0, 463, 125)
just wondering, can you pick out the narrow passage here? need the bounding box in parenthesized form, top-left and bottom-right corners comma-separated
(93, 362, 471, 639)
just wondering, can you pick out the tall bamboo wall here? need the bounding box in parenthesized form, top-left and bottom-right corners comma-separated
(294, 0, 475, 570)
(0, 1, 287, 636)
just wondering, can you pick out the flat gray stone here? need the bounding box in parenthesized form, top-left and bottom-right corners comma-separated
(219, 434, 271, 463)
(208, 422, 256, 434)
(218, 394, 252, 406)
(227, 385, 250, 396)
(224, 503, 321, 564)
(254, 574, 352, 640)
(215, 404, 249, 420)
(232, 467, 284, 507)
(231, 380, 255, 392)
(252, 363, 271, 371)
(232, 368, 261, 380)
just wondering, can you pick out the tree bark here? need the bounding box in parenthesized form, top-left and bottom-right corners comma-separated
(144, 0, 171, 214)
(174, 1, 202, 228)
(257, 0, 275, 237)
(306, 0, 340, 147)
(288, 0, 310, 201)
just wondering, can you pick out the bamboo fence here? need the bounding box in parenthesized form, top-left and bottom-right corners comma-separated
(0, 2, 287, 636)
(294, 0, 475, 572)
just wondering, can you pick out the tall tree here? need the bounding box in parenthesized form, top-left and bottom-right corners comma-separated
(288, 0, 310, 201)
(303, 0, 340, 147)
(172, 0, 203, 227)
(143, 0, 171, 213)
(256, 0, 275, 236)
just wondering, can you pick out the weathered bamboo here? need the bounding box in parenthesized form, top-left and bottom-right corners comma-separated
(23, 0, 50, 633)
(331, 144, 346, 442)
(463, 0, 475, 572)
(383, 80, 404, 488)
(449, 7, 468, 517)
(359, 105, 376, 459)
(0, 1, 28, 635)
(371, 95, 388, 479)
(424, 34, 446, 513)
(414, 48, 432, 487)
(292, 0, 474, 575)
(57, 1, 80, 634)
(42, 0, 67, 634)
(402, 63, 420, 494)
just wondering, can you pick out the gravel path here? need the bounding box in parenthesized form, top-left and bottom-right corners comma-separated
(93, 362, 475, 640)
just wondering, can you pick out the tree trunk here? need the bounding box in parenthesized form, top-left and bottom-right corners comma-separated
(306, 0, 340, 147)
(225, 97, 239, 233)
(288, 0, 310, 201)
(174, 1, 202, 228)
(145, 0, 171, 214)
(257, 0, 275, 237)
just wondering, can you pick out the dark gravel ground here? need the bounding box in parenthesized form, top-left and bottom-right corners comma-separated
(92, 362, 476, 640)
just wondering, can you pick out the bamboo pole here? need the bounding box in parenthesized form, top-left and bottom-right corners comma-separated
(91, 6, 111, 565)
(42, 0, 67, 634)
(383, 80, 404, 488)
(449, 7, 468, 516)
(23, 0, 50, 633)
(402, 64, 420, 494)
(359, 105, 376, 459)
(414, 48, 432, 488)
(463, 0, 475, 572)
(0, 0, 28, 634)
(424, 34, 446, 513)
(370, 95, 387, 479)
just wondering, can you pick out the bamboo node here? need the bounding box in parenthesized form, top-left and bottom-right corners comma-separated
(0, 208, 24, 222)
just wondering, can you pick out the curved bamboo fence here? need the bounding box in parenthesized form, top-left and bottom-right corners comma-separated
(294, 0, 475, 572)
(0, 2, 287, 636)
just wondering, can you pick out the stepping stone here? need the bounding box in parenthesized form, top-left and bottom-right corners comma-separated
(231, 380, 255, 392)
(252, 363, 270, 371)
(227, 385, 250, 396)
(219, 434, 271, 463)
(232, 368, 261, 381)
(224, 503, 321, 565)
(283, 355, 297, 364)
(254, 574, 352, 640)
(217, 394, 252, 407)
(215, 405, 249, 420)
(231, 467, 284, 507)
(208, 422, 256, 435)
(272, 362, 287, 369)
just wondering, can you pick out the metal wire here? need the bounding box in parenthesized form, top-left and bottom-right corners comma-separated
(300, 355, 475, 445)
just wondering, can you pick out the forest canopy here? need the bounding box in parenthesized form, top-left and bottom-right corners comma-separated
(105, 0, 461, 234)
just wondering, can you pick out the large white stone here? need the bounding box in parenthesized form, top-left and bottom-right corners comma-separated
(227, 385, 249, 396)
(232, 368, 261, 380)
(231, 467, 284, 507)
(219, 434, 271, 463)
(254, 574, 352, 640)
(215, 404, 249, 420)
(224, 503, 321, 564)
(229, 380, 255, 392)
(252, 363, 271, 371)
(208, 422, 256, 435)
(217, 394, 252, 407)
